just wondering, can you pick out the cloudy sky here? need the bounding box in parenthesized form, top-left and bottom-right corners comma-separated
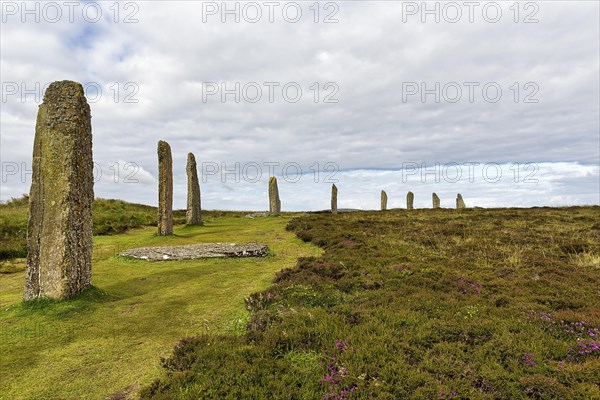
(1, 1, 598, 210)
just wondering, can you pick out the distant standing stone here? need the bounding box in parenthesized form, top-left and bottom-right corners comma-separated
(186, 152, 202, 225)
(407, 191, 414, 210)
(25, 81, 94, 300)
(269, 176, 281, 216)
(432, 193, 441, 209)
(456, 193, 466, 209)
(157, 140, 173, 235)
(331, 184, 338, 214)
(381, 190, 388, 211)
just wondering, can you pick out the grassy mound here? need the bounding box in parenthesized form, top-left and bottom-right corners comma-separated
(0, 195, 169, 260)
(0, 195, 248, 263)
(0, 196, 30, 260)
(141, 207, 600, 399)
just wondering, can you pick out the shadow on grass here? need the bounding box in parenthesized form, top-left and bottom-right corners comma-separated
(14, 285, 119, 317)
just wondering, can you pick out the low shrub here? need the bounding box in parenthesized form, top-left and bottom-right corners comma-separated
(142, 207, 600, 399)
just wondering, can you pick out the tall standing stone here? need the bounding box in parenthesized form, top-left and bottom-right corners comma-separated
(24, 81, 93, 301)
(432, 193, 441, 209)
(186, 152, 202, 225)
(456, 193, 466, 209)
(381, 190, 388, 211)
(269, 176, 281, 216)
(407, 191, 414, 210)
(157, 140, 173, 235)
(331, 184, 338, 214)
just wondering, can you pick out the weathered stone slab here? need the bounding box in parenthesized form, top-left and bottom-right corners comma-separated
(186, 152, 202, 225)
(432, 193, 441, 209)
(456, 193, 466, 209)
(119, 243, 269, 261)
(157, 140, 173, 235)
(407, 191, 414, 210)
(269, 176, 281, 216)
(245, 212, 269, 219)
(25, 80, 94, 300)
(381, 190, 388, 211)
(331, 184, 338, 214)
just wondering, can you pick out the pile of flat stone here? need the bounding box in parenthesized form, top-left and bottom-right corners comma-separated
(245, 212, 270, 219)
(119, 243, 269, 261)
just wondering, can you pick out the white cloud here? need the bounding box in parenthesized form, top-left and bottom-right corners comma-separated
(1, 1, 598, 209)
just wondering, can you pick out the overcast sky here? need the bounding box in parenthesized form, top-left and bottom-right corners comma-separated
(1, 1, 598, 210)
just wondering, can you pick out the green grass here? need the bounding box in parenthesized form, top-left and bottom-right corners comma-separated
(2, 205, 599, 399)
(0, 195, 30, 260)
(141, 206, 600, 400)
(0, 195, 253, 265)
(0, 195, 190, 261)
(0, 214, 320, 400)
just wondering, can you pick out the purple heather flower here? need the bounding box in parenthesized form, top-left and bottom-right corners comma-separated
(523, 353, 537, 366)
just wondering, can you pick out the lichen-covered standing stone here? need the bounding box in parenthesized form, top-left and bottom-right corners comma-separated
(432, 193, 441, 209)
(331, 184, 338, 214)
(24, 81, 93, 300)
(456, 193, 466, 209)
(269, 176, 281, 216)
(186, 152, 202, 225)
(407, 191, 414, 210)
(157, 140, 173, 235)
(381, 190, 388, 211)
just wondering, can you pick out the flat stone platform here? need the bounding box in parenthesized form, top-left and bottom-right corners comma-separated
(119, 243, 269, 261)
